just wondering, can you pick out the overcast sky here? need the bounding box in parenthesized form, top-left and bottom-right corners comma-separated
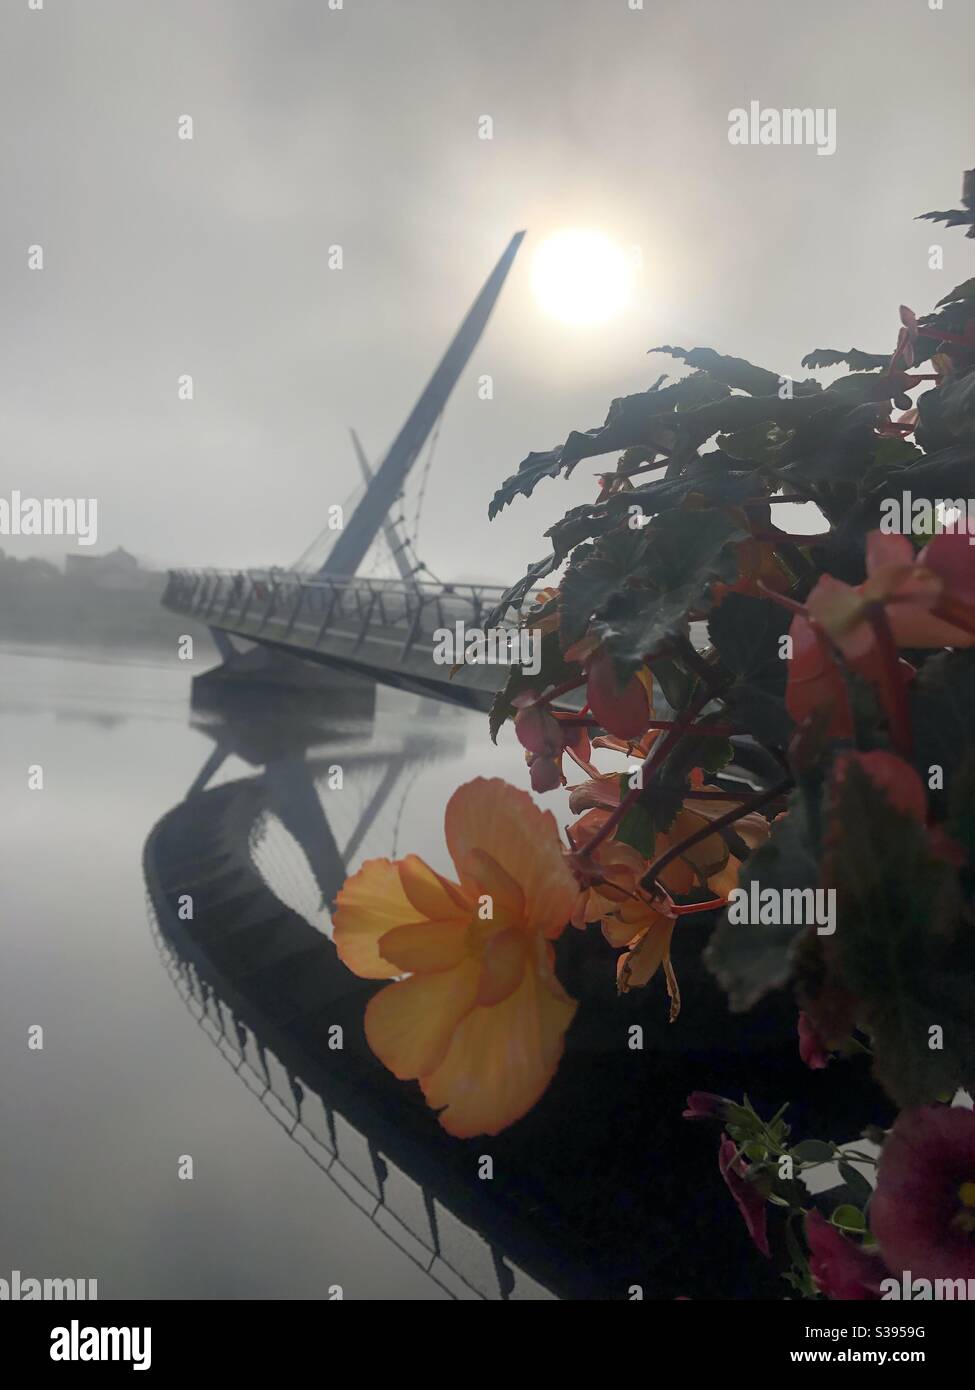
(2, 0, 973, 582)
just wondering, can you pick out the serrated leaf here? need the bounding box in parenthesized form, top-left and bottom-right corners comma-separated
(483, 551, 560, 630)
(708, 593, 794, 746)
(705, 789, 819, 1011)
(558, 528, 650, 649)
(936, 277, 975, 308)
(487, 629, 578, 742)
(910, 649, 975, 813)
(590, 510, 741, 672)
(811, 761, 975, 1107)
(488, 374, 729, 517)
(716, 420, 794, 465)
(800, 347, 889, 372)
(616, 797, 656, 858)
(648, 345, 788, 398)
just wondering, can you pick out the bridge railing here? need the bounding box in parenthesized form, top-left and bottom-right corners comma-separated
(163, 567, 528, 663)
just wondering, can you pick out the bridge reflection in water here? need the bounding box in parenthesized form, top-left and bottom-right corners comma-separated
(144, 690, 556, 1300)
(144, 680, 887, 1300)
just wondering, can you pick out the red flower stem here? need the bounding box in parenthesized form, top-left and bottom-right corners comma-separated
(670, 897, 728, 917)
(640, 778, 792, 895)
(866, 603, 913, 759)
(755, 581, 808, 616)
(535, 674, 586, 706)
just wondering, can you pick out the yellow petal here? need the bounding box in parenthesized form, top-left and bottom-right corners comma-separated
(332, 857, 421, 980)
(476, 926, 528, 1006)
(364, 959, 481, 1079)
(444, 778, 577, 937)
(398, 854, 470, 920)
(618, 917, 675, 992)
(707, 859, 741, 899)
(669, 809, 729, 881)
(602, 916, 640, 948)
(460, 848, 525, 923)
(421, 962, 577, 1137)
(377, 920, 470, 974)
(689, 799, 770, 852)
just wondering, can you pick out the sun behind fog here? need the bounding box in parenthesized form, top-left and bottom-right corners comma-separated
(531, 229, 633, 326)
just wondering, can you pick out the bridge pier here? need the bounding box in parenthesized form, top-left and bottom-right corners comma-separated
(192, 640, 377, 722)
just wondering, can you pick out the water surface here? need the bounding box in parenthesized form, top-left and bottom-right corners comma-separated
(0, 645, 527, 1299)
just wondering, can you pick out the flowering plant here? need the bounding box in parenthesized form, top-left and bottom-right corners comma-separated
(335, 168, 975, 1295)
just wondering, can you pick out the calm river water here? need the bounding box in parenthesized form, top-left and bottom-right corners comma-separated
(0, 644, 533, 1300)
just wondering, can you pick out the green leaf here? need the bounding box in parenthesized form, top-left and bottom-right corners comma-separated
(483, 551, 559, 630)
(831, 1204, 866, 1233)
(651, 654, 698, 715)
(810, 760, 975, 1107)
(708, 593, 794, 746)
(648, 345, 791, 398)
(800, 347, 889, 372)
(792, 1140, 835, 1165)
(918, 206, 975, 232)
(590, 510, 742, 672)
(837, 1161, 874, 1206)
(558, 528, 649, 649)
(935, 277, 975, 308)
(487, 629, 578, 742)
(910, 649, 975, 814)
(488, 448, 566, 517)
(946, 752, 975, 869)
(705, 788, 820, 1011)
(616, 796, 656, 858)
(488, 374, 729, 517)
(544, 457, 759, 561)
(716, 420, 794, 466)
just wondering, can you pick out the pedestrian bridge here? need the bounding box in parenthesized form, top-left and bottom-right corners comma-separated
(163, 568, 519, 709)
(162, 235, 532, 709)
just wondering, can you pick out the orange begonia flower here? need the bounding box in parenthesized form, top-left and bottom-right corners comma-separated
(332, 777, 578, 1138)
(807, 531, 975, 654)
(567, 799, 769, 1011)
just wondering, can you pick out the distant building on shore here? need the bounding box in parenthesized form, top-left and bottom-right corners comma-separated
(64, 546, 156, 591)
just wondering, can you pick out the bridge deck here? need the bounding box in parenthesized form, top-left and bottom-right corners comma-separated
(163, 569, 527, 708)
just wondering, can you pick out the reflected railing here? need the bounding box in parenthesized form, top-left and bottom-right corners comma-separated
(143, 707, 557, 1301)
(146, 908, 538, 1301)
